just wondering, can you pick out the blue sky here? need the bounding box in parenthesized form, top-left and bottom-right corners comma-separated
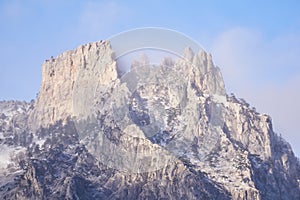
(0, 0, 300, 155)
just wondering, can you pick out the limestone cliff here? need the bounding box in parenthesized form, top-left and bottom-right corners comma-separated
(29, 41, 118, 129)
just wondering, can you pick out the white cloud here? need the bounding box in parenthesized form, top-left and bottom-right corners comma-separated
(210, 27, 300, 156)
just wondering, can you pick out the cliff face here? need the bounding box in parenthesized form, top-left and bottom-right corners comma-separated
(29, 41, 118, 129)
(0, 41, 299, 200)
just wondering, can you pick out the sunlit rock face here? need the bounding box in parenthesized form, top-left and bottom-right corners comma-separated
(0, 41, 299, 200)
(28, 41, 118, 130)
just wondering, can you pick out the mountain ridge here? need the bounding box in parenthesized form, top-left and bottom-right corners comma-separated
(0, 40, 299, 199)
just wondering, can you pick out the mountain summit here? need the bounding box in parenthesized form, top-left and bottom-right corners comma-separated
(0, 41, 299, 199)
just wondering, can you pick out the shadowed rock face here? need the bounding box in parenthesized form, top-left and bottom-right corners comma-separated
(0, 41, 299, 200)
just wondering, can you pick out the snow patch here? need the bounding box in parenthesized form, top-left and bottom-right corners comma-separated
(0, 146, 12, 169)
(0, 145, 26, 170)
(36, 139, 46, 147)
(212, 94, 228, 106)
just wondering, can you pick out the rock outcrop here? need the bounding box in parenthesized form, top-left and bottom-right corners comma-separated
(29, 41, 118, 130)
(0, 41, 299, 200)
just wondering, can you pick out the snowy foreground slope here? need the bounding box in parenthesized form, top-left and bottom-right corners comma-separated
(0, 41, 299, 199)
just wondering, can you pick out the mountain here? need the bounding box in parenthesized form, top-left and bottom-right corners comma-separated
(0, 41, 299, 200)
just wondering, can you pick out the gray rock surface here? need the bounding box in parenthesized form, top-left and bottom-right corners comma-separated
(0, 41, 299, 199)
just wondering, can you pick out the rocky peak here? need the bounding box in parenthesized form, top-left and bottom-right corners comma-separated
(29, 41, 118, 130)
(179, 47, 226, 96)
(30, 42, 226, 130)
(183, 47, 194, 62)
